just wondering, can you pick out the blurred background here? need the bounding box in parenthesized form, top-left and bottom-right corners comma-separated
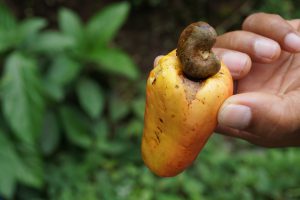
(0, 0, 300, 199)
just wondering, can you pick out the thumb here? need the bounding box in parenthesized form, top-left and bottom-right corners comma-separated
(218, 92, 290, 137)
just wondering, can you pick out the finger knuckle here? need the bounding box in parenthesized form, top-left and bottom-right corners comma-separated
(242, 12, 265, 29)
(243, 12, 284, 30)
(224, 31, 244, 47)
(270, 13, 283, 21)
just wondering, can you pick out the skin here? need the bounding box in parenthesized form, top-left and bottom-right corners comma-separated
(155, 13, 300, 147)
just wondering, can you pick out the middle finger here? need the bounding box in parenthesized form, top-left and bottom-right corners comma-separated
(215, 30, 281, 63)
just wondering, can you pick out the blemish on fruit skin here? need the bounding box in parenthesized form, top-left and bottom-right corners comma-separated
(157, 126, 162, 133)
(159, 118, 164, 123)
(154, 131, 160, 144)
(175, 85, 179, 88)
(152, 78, 157, 85)
(171, 114, 175, 118)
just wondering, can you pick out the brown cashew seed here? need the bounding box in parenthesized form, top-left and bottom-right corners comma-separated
(176, 22, 220, 79)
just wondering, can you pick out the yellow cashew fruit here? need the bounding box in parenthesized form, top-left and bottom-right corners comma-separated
(141, 22, 233, 177)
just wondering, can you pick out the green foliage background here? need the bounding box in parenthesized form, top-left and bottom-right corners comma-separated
(0, 0, 300, 199)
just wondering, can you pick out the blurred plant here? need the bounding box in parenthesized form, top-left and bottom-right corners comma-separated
(257, 0, 294, 18)
(0, 1, 144, 199)
(0, 0, 300, 200)
(129, 0, 165, 7)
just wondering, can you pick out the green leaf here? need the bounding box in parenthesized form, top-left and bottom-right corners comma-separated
(0, 130, 43, 198)
(39, 112, 60, 155)
(2, 52, 45, 144)
(157, 194, 183, 200)
(0, 3, 18, 53)
(0, 30, 18, 53)
(60, 106, 92, 148)
(0, 2, 18, 53)
(90, 48, 139, 80)
(93, 119, 109, 141)
(86, 2, 129, 47)
(46, 55, 82, 86)
(59, 8, 83, 40)
(93, 119, 110, 151)
(131, 97, 145, 120)
(109, 94, 130, 122)
(42, 81, 64, 102)
(124, 119, 143, 137)
(44, 55, 81, 102)
(17, 144, 44, 188)
(18, 18, 47, 52)
(76, 78, 105, 119)
(0, 131, 18, 198)
(31, 31, 75, 53)
(97, 140, 128, 156)
(19, 18, 47, 39)
(0, 2, 17, 31)
(93, 121, 128, 155)
(0, 173, 15, 199)
(182, 178, 204, 200)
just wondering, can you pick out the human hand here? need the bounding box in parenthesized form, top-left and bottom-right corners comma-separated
(214, 13, 300, 147)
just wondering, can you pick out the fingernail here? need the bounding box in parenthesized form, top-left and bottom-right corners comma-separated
(254, 39, 279, 60)
(218, 104, 251, 130)
(222, 52, 248, 77)
(284, 32, 300, 51)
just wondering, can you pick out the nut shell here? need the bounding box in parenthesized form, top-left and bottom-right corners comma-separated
(177, 22, 220, 79)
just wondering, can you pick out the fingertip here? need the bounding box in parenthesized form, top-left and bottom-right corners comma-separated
(222, 52, 252, 79)
(242, 13, 300, 54)
(283, 32, 300, 52)
(218, 103, 252, 130)
(253, 38, 281, 63)
(215, 49, 251, 79)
